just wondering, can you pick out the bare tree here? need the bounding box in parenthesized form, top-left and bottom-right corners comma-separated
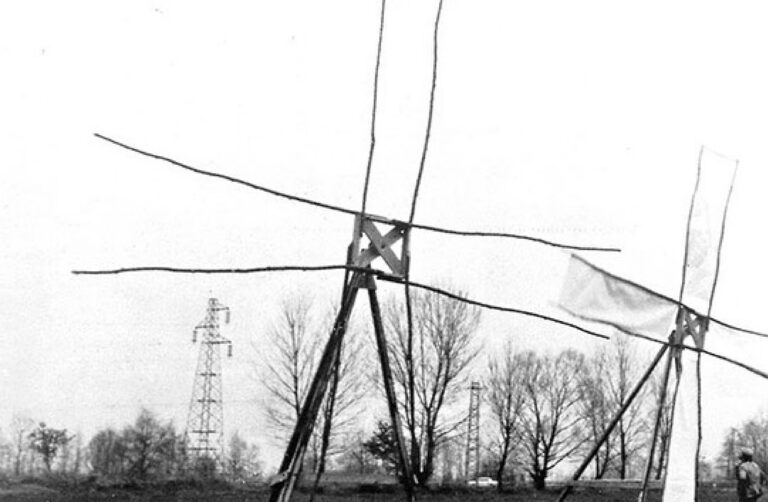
(260, 293, 368, 473)
(516, 350, 587, 490)
(0, 431, 11, 473)
(605, 335, 648, 478)
(9, 414, 34, 477)
(384, 285, 481, 486)
(648, 368, 674, 480)
(577, 335, 649, 479)
(121, 409, 176, 481)
(28, 422, 73, 473)
(72, 432, 85, 475)
(263, 294, 318, 437)
(226, 431, 262, 481)
(578, 348, 614, 479)
(485, 341, 527, 491)
(716, 427, 738, 479)
(338, 430, 377, 475)
(89, 428, 127, 478)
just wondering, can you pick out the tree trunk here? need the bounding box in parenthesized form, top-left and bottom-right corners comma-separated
(619, 428, 627, 479)
(532, 472, 547, 490)
(496, 442, 509, 492)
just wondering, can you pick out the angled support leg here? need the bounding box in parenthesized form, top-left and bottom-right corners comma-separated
(368, 278, 416, 500)
(308, 334, 344, 502)
(269, 271, 363, 502)
(557, 342, 668, 502)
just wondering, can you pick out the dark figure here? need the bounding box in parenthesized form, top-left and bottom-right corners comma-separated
(737, 448, 765, 502)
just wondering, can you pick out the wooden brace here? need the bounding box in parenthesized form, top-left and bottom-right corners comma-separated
(348, 214, 410, 279)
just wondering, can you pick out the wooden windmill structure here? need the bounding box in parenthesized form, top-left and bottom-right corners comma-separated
(557, 148, 739, 502)
(73, 4, 768, 502)
(75, 2, 620, 500)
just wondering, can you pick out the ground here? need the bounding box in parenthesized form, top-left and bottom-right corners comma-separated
(0, 482, 739, 502)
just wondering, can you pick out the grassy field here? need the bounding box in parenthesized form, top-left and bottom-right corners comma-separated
(0, 481, 740, 502)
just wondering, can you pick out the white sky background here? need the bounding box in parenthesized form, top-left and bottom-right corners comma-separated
(3, 0, 768, 473)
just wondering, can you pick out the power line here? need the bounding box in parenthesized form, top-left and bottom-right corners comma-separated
(93, 133, 620, 253)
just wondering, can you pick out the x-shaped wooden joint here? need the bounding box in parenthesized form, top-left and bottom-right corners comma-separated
(674, 306, 708, 349)
(671, 306, 708, 373)
(347, 214, 410, 280)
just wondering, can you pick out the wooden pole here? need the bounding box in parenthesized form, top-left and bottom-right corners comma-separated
(556, 343, 668, 502)
(368, 279, 416, 501)
(269, 272, 362, 502)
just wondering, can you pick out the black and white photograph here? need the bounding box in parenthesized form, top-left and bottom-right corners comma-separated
(3, 1, 768, 501)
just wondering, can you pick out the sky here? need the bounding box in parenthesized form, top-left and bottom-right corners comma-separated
(3, 0, 768, 474)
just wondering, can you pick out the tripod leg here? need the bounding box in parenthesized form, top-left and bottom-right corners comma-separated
(368, 281, 416, 501)
(308, 336, 344, 502)
(556, 343, 668, 502)
(269, 272, 362, 502)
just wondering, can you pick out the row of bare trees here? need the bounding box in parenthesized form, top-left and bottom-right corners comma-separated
(260, 286, 480, 488)
(0, 410, 262, 483)
(0, 416, 82, 477)
(88, 409, 262, 482)
(260, 285, 684, 491)
(485, 335, 674, 490)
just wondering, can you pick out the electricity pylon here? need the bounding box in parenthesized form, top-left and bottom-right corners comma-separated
(465, 381, 481, 480)
(186, 297, 232, 473)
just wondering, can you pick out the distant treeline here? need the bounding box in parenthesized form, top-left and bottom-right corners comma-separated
(0, 409, 261, 483)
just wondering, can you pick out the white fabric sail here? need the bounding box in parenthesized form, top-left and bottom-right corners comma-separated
(559, 255, 678, 341)
(662, 150, 737, 502)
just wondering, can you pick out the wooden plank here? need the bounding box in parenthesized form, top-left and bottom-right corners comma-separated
(357, 220, 405, 275)
(368, 284, 415, 500)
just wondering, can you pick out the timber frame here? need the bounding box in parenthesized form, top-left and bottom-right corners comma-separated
(269, 214, 416, 502)
(556, 306, 708, 502)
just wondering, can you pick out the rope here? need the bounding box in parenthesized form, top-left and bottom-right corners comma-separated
(93, 134, 620, 253)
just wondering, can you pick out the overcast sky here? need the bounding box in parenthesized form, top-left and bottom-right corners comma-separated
(3, 1, 768, 472)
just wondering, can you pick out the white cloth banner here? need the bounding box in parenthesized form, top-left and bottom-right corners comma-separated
(559, 254, 678, 341)
(662, 150, 736, 502)
(662, 350, 700, 502)
(679, 149, 738, 314)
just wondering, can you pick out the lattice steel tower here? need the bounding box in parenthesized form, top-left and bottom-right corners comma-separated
(186, 298, 232, 470)
(465, 381, 481, 480)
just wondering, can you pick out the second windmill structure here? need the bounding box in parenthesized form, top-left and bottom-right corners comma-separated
(556, 149, 741, 501)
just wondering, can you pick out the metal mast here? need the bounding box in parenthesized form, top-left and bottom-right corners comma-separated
(465, 381, 481, 481)
(186, 297, 232, 472)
